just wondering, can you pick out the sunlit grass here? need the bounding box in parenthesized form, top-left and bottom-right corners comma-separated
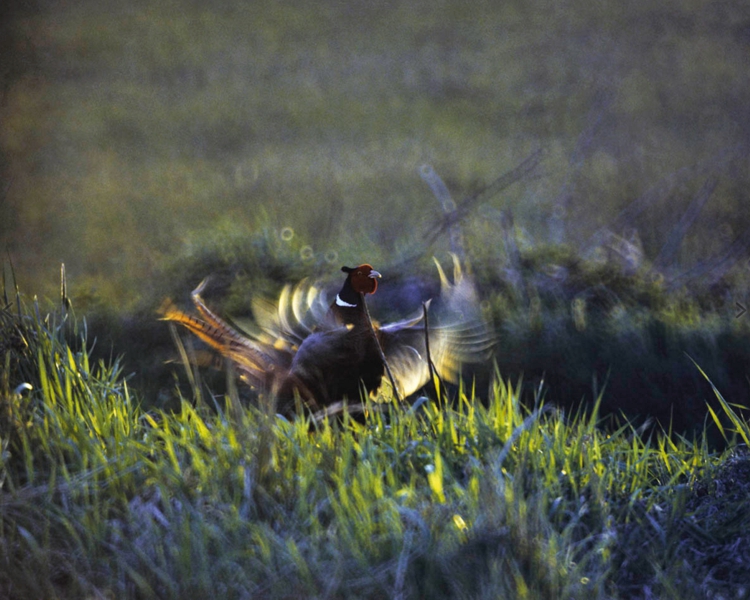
(3, 1, 750, 593)
(1, 291, 745, 598)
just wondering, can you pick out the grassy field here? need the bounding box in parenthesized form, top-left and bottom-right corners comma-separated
(3, 0, 750, 596)
(2, 291, 750, 599)
(3, 0, 750, 419)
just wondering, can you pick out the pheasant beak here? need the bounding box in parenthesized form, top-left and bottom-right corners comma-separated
(364, 269, 381, 294)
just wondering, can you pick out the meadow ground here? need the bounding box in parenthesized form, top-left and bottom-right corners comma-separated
(2, 0, 750, 597)
(2, 290, 750, 599)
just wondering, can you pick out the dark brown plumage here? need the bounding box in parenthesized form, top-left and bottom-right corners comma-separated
(161, 258, 490, 415)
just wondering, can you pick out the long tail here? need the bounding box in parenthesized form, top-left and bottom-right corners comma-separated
(159, 281, 285, 388)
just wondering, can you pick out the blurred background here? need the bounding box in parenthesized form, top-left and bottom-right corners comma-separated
(2, 0, 749, 301)
(2, 0, 750, 431)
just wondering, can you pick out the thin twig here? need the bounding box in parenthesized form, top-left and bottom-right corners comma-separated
(422, 301, 442, 399)
(60, 263, 70, 314)
(422, 149, 544, 245)
(392, 149, 544, 271)
(653, 175, 718, 271)
(360, 292, 402, 403)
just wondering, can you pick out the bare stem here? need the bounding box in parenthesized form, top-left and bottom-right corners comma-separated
(422, 301, 442, 399)
(360, 293, 402, 403)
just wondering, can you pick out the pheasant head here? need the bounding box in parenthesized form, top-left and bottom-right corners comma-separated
(330, 264, 381, 326)
(341, 264, 381, 295)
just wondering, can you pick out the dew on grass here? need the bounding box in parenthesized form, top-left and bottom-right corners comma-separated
(452, 514, 468, 532)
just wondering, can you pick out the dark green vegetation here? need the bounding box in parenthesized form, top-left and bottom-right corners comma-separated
(3, 291, 750, 599)
(2, 0, 749, 304)
(2, 0, 750, 426)
(3, 0, 750, 596)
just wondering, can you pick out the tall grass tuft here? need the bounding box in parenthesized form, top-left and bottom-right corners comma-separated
(0, 285, 744, 598)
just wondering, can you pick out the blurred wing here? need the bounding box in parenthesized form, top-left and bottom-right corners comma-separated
(252, 278, 332, 347)
(379, 255, 493, 397)
(428, 255, 494, 382)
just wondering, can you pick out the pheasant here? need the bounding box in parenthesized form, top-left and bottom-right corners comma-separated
(161, 258, 490, 415)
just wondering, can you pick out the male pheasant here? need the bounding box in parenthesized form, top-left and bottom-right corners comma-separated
(161, 258, 489, 415)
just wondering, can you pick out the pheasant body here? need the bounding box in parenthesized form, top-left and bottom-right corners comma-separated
(162, 259, 489, 415)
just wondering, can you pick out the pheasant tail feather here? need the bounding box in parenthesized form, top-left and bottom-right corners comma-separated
(159, 297, 277, 386)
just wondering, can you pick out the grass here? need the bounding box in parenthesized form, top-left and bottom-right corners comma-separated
(4, 0, 750, 435)
(3, 1, 750, 595)
(2, 286, 750, 598)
